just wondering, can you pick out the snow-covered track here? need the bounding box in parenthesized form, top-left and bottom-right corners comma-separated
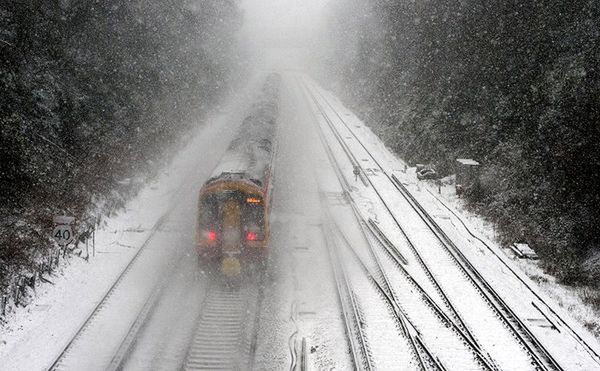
(323, 220, 375, 371)
(391, 175, 564, 371)
(317, 140, 492, 370)
(47, 154, 206, 371)
(358, 212, 497, 370)
(328, 214, 445, 371)
(305, 77, 449, 369)
(105, 254, 190, 371)
(323, 210, 423, 370)
(300, 75, 566, 371)
(425, 187, 600, 367)
(48, 212, 181, 371)
(181, 276, 263, 370)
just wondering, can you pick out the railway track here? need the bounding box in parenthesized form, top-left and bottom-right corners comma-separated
(106, 253, 189, 371)
(48, 213, 186, 371)
(323, 221, 375, 371)
(302, 78, 458, 369)
(425, 188, 600, 368)
(391, 174, 563, 371)
(328, 212, 448, 371)
(299, 75, 567, 370)
(312, 98, 493, 370)
(47, 139, 219, 371)
(323, 208, 425, 370)
(182, 276, 264, 370)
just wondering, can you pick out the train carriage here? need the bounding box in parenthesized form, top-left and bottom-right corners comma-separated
(196, 74, 280, 276)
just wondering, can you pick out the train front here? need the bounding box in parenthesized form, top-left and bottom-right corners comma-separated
(196, 176, 269, 276)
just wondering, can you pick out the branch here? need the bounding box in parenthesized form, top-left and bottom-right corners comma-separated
(0, 39, 15, 47)
(35, 133, 79, 164)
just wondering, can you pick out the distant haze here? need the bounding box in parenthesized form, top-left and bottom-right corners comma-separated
(240, 0, 328, 48)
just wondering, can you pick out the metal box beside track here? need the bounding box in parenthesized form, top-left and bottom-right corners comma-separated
(455, 158, 480, 195)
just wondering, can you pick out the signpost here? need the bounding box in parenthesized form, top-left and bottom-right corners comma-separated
(52, 225, 74, 246)
(52, 216, 75, 247)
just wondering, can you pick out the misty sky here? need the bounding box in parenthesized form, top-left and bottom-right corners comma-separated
(240, 0, 329, 47)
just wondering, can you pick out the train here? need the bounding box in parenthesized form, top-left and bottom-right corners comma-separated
(196, 74, 281, 276)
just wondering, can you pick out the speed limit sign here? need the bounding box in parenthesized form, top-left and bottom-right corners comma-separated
(53, 225, 74, 246)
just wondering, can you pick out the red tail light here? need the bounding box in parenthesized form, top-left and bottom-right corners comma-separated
(246, 231, 257, 241)
(207, 230, 217, 241)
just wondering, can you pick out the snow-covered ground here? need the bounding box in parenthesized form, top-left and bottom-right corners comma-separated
(0, 76, 260, 370)
(253, 73, 351, 370)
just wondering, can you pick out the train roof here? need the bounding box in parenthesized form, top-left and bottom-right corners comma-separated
(206, 74, 280, 188)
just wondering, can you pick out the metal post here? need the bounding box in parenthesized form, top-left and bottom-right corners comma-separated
(93, 224, 96, 257)
(14, 280, 20, 306)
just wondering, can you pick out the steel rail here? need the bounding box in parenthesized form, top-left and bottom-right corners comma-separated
(425, 188, 600, 367)
(106, 252, 190, 371)
(300, 76, 563, 371)
(295, 74, 375, 371)
(299, 75, 438, 370)
(323, 217, 376, 371)
(300, 76, 493, 368)
(362, 217, 498, 371)
(365, 211, 500, 369)
(246, 271, 266, 370)
(343, 197, 497, 370)
(391, 175, 564, 371)
(330, 216, 442, 371)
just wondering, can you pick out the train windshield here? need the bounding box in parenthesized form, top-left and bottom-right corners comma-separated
(243, 196, 265, 240)
(198, 194, 219, 231)
(198, 191, 265, 239)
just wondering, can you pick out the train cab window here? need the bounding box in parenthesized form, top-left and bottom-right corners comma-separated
(243, 195, 265, 240)
(198, 195, 219, 230)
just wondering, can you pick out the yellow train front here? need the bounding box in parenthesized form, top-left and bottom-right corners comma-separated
(196, 174, 271, 276)
(195, 73, 279, 276)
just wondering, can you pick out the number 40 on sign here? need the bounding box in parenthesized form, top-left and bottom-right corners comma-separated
(52, 216, 75, 247)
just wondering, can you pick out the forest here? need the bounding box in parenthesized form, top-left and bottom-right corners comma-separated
(0, 0, 241, 301)
(325, 0, 600, 285)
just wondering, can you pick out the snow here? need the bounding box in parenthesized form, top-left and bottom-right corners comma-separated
(208, 73, 280, 186)
(253, 73, 352, 370)
(0, 76, 261, 370)
(456, 158, 480, 166)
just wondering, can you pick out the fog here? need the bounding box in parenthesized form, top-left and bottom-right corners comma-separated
(241, 0, 327, 47)
(239, 0, 330, 70)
